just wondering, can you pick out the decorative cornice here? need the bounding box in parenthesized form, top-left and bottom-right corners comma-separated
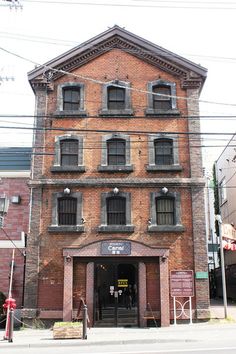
(29, 28, 207, 91)
(28, 177, 206, 188)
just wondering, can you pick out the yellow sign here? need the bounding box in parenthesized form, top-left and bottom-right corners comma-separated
(118, 279, 128, 287)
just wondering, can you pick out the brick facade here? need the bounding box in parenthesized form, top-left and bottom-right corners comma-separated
(0, 177, 29, 308)
(24, 26, 210, 326)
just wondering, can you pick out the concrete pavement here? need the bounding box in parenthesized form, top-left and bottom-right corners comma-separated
(1, 298, 236, 349)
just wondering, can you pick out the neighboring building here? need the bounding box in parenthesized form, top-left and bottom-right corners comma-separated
(214, 134, 236, 298)
(23, 26, 210, 327)
(0, 147, 31, 308)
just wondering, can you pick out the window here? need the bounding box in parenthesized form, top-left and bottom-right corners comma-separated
(154, 139, 173, 165)
(153, 85, 171, 110)
(63, 87, 80, 111)
(48, 192, 84, 233)
(107, 87, 125, 110)
(55, 82, 86, 116)
(146, 80, 179, 116)
(147, 134, 182, 172)
(51, 135, 85, 172)
(148, 191, 184, 232)
(156, 197, 174, 225)
(107, 197, 126, 225)
(58, 197, 77, 225)
(98, 191, 134, 233)
(98, 133, 133, 172)
(100, 80, 133, 116)
(60, 139, 78, 166)
(107, 139, 126, 166)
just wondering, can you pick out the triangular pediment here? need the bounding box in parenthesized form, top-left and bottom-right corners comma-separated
(28, 25, 207, 90)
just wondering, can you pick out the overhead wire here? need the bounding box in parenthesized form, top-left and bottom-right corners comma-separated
(1, 45, 236, 108)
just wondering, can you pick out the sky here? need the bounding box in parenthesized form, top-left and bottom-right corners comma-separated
(0, 0, 236, 172)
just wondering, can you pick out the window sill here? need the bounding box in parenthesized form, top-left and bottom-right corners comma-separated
(50, 166, 86, 173)
(48, 225, 85, 233)
(146, 165, 182, 172)
(148, 225, 185, 233)
(98, 225, 134, 233)
(98, 165, 134, 173)
(99, 109, 133, 117)
(53, 110, 87, 118)
(145, 109, 180, 117)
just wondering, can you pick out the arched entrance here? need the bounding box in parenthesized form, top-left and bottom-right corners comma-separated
(94, 260, 138, 327)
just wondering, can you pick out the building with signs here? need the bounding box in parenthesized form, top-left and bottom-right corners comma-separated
(214, 134, 236, 299)
(0, 147, 31, 309)
(23, 26, 210, 327)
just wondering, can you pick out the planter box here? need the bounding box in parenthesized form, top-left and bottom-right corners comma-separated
(53, 322, 82, 339)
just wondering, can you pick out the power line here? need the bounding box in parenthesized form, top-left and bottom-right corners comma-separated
(2, 45, 236, 108)
(22, 0, 236, 10)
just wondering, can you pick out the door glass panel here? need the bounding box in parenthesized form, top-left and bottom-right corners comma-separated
(94, 261, 138, 327)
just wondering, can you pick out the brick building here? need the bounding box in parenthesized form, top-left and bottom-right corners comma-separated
(24, 26, 210, 327)
(0, 147, 31, 308)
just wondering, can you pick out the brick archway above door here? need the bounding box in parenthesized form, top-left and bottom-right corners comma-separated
(62, 239, 169, 258)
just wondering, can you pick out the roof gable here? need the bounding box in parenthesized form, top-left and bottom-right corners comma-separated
(28, 25, 207, 91)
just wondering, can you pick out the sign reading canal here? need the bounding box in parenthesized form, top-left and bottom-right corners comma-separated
(101, 241, 131, 255)
(170, 270, 194, 297)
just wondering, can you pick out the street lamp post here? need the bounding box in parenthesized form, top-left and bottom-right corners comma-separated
(215, 214, 228, 319)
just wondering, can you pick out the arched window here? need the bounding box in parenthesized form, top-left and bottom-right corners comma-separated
(107, 87, 125, 110)
(63, 87, 80, 111)
(154, 139, 173, 165)
(107, 196, 126, 225)
(107, 139, 126, 165)
(60, 139, 78, 166)
(156, 197, 174, 225)
(152, 85, 171, 110)
(58, 197, 77, 225)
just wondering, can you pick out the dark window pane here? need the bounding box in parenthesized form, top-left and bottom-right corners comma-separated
(107, 87, 125, 110)
(156, 197, 174, 225)
(60, 139, 78, 166)
(153, 86, 171, 110)
(107, 197, 126, 225)
(58, 197, 77, 225)
(107, 139, 126, 165)
(63, 88, 80, 110)
(154, 139, 173, 165)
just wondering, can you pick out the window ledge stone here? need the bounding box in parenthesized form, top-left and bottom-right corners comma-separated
(98, 165, 134, 173)
(98, 225, 134, 233)
(148, 225, 185, 233)
(145, 109, 180, 117)
(53, 110, 87, 118)
(48, 225, 85, 233)
(50, 166, 86, 173)
(99, 109, 133, 117)
(146, 165, 183, 172)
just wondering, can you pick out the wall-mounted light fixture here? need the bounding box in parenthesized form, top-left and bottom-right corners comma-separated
(161, 255, 168, 262)
(161, 187, 168, 195)
(66, 255, 72, 263)
(63, 188, 71, 195)
(113, 187, 119, 195)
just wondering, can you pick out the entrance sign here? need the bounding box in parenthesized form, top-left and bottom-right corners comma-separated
(170, 270, 194, 297)
(101, 241, 131, 255)
(170, 270, 194, 326)
(118, 279, 128, 287)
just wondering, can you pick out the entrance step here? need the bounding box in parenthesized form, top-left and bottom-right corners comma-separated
(94, 307, 138, 327)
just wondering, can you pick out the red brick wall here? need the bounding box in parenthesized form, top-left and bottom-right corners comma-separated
(0, 178, 29, 307)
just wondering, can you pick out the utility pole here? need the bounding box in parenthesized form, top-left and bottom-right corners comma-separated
(0, 76, 15, 85)
(215, 214, 228, 319)
(0, 0, 23, 10)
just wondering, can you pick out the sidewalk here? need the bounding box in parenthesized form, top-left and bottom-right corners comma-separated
(0, 299, 236, 349)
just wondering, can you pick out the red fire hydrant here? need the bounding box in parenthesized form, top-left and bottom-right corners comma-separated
(3, 298, 16, 312)
(3, 298, 16, 341)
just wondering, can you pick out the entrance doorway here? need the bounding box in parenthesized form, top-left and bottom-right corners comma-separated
(94, 260, 138, 327)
